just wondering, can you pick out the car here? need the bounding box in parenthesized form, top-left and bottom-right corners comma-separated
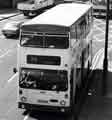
(2, 21, 23, 38)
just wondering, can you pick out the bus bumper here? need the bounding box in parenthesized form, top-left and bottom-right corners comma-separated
(18, 102, 71, 113)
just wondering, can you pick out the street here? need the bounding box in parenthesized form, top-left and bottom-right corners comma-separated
(0, 10, 112, 120)
(0, 14, 28, 120)
(92, 18, 112, 70)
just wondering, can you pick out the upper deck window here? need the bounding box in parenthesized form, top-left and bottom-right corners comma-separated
(20, 33, 69, 49)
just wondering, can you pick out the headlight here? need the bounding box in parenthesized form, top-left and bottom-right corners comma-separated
(60, 100, 66, 106)
(21, 96, 27, 102)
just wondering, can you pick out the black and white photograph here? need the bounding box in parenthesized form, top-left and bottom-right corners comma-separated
(0, 0, 112, 120)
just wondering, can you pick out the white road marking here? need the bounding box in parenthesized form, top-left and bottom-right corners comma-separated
(8, 73, 18, 83)
(0, 13, 22, 21)
(94, 18, 105, 24)
(0, 43, 17, 58)
(92, 48, 104, 70)
(92, 45, 112, 70)
(92, 48, 104, 65)
(0, 49, 11, 58)
(24, 115, 29, 120)
(94, 24, 105, 33)
(0, 13, 17, 18)
(23, 115, 39, 120)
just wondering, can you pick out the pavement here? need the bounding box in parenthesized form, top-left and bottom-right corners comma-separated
(78, 68, 112, 120)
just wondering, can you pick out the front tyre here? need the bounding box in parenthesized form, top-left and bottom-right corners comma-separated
(23, 11, 29, 16)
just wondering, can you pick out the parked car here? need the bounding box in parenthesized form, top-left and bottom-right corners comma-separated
(2, 21, 23, 38)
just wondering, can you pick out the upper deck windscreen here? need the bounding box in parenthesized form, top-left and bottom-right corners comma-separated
(20, 33, 69, 49)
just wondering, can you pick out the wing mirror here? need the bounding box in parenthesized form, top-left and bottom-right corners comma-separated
(13, 67, 17, 73)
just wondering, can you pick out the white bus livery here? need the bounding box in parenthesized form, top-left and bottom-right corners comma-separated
(18, 3, 93, 113)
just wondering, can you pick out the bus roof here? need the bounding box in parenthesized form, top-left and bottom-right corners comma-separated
(22, 3, 92, 32)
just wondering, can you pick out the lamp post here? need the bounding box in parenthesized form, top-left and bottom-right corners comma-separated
(103, 0, 110, 95)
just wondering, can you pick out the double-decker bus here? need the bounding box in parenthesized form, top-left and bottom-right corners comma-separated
(17, 3, 93, 113)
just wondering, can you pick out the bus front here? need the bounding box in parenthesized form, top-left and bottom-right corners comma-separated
(18, 27, 72, 113)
